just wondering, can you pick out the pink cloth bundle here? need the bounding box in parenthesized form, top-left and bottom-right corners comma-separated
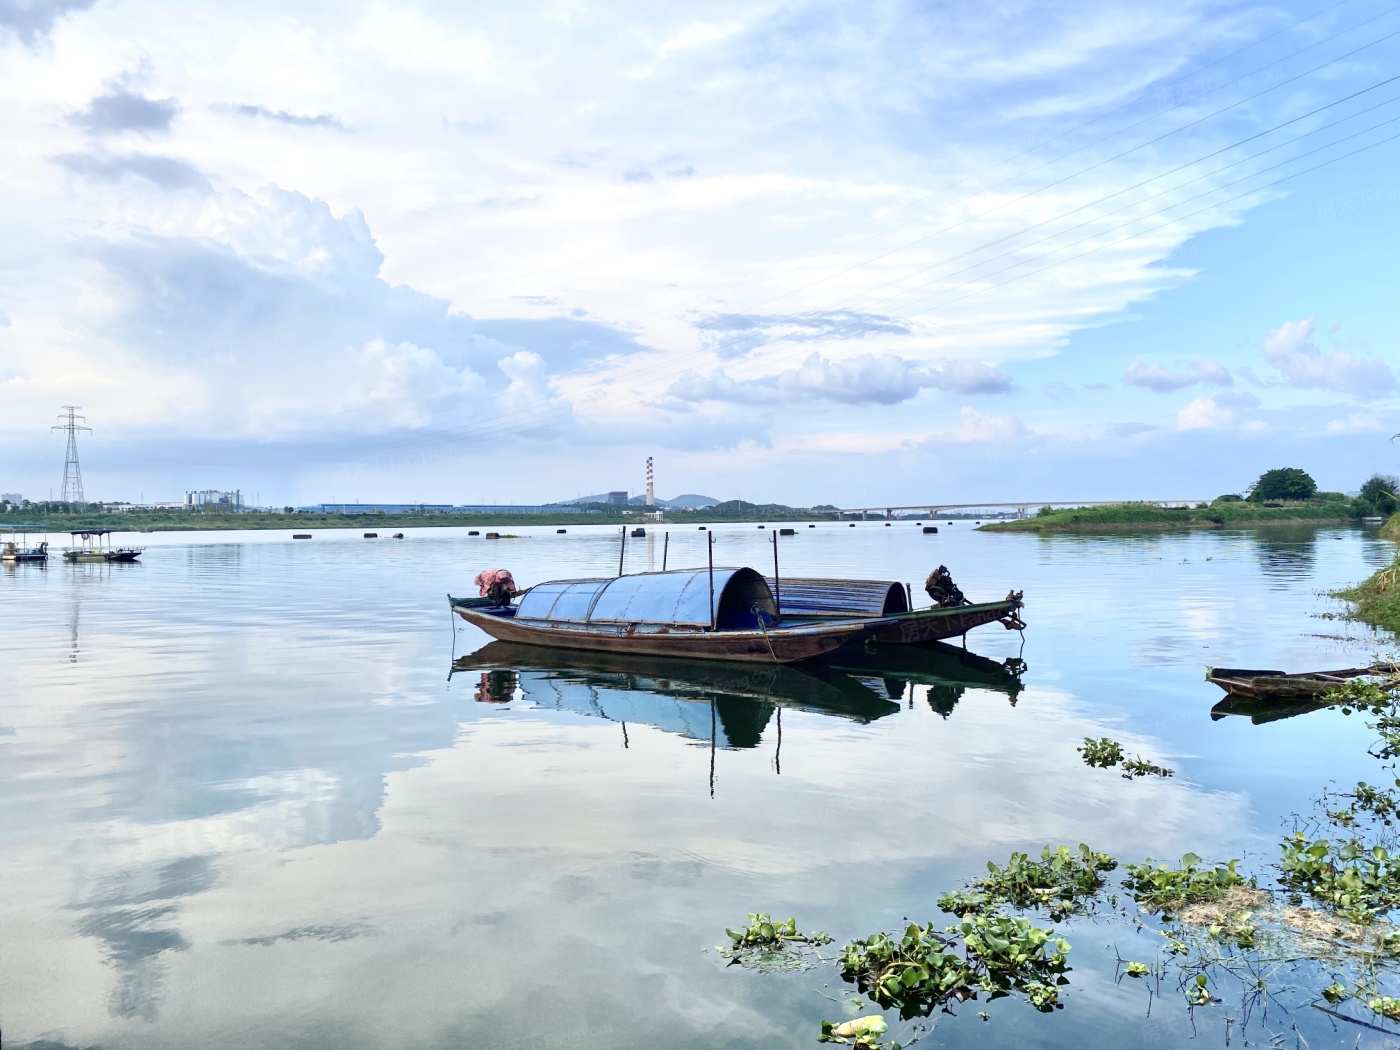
(474, 568, 517, 596)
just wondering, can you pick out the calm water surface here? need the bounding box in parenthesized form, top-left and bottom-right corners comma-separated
(1, 521, 1395, 1048)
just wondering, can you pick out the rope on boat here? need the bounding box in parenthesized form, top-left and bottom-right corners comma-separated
(755, 605, 780, 663)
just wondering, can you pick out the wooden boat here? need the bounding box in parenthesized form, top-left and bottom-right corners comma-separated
(451, 567, 873, 663)
(766, 576, 1025, 645)
(62, 529, 143, 563)
(1, 526, 50, 563)
(1205, 665, 1390, 700)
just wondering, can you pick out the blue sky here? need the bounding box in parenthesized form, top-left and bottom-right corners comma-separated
(1, 0, 1398, 506)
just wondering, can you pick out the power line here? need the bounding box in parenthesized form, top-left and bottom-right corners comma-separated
(359, 121, 1400, 455)
(343, 74, 1400, 455)
(167, 2, 1398, 440)
(335, 18, 1400, 452)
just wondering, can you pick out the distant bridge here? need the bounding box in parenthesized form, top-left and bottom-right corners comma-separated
(835, 500, 1210, 520)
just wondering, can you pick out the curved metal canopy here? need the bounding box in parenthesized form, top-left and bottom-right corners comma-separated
(516, 568, 777, 630)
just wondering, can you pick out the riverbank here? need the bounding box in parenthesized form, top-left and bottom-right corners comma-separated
(0, 510, 643, 532)
(1333, 512, 1400, 635)
(978, 500, 1359, 533)
(0, 501, 845, 532)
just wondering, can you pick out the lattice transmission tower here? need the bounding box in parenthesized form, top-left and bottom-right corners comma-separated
(53, 406, 91, 504)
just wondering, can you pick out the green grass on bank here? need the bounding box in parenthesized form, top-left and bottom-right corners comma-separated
(1335, 563, 1400, 637)
(1332, 512, 1400, 635)
(978, 498, 1362, 533)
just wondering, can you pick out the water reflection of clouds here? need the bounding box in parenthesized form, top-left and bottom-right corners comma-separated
(72, 856, 215, 1021)
(3, 527, 1384, 1048)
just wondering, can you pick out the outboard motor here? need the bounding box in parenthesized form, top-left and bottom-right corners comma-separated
(924, 565, 970, 608)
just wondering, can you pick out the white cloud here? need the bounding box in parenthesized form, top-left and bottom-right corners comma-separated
(1124, 358, 1231, 392)
(666, 352, 1011, 407)
(933, 360, 1015, 395)
(346, 339, 483, 429)
(1175, 390, 1259, 431)
(496, 350, 556, 421)
(1326, 412, 1387, 434)
(195, 185, 384, 290)
(1260, 318, 1396, 395)
(778, 352, 926, 405)
(948, 406, 1027, 444)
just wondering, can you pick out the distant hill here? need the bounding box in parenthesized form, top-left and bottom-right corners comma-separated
(556, 492, 721, 509)
(650, 493, 720, 509)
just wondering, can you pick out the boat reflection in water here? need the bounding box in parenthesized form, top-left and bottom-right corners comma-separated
(1210, 694, 1334, 725)
(451, 640, 1026, 758)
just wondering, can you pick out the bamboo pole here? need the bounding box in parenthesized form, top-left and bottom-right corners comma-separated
(707, 532, 715, 630)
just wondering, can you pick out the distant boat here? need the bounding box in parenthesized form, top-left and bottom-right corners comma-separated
(0, 525, 49, 563)
(62, 529, 143, 563)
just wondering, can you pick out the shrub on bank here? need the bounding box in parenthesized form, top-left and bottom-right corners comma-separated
(1334, 557, 1400, 635)
(983, 498, 1360, 532)
(1249, 467, 1318, 502)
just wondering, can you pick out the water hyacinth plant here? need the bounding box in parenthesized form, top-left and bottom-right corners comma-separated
(723, 676, 1400, 1041)
(1122, 854, 1250, 914)
(937, 844, 1117, 923)
(1078, 737, 1123, 768)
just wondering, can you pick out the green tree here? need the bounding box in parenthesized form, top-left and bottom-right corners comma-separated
(1250, 467, 1318, 502)
(1360, 475, 1400, 516)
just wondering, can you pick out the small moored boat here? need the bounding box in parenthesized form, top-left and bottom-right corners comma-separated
(62, 529, 143, 563)
(1, 525, 49, 563)
(451, 567, 872, 663)
(1205, 665, 1393, 700)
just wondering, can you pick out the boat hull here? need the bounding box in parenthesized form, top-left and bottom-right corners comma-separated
(63, 550, 142, 563)
(452, 605, 870, 663)
(1206, 665, 1382, 700)
(823, 599, 1025, 645)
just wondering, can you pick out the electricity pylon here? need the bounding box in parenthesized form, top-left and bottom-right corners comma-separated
(52, 406, 90, 504)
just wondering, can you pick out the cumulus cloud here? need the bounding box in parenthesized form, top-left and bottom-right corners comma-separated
(1176, 390, 1259, 430)
(70, 88, 178, 135)
(53, 151, 208, 190)
(1260, 318, 1396, 395)
(1124, 358, 1232, 391)
(934, 360, 1015, 394)
(668, 353, 1011, 407)
(195, 185, 384, 290)
(0, 0, 94, 45)
(496, 350, 559, 423)
(347, 340, 483, 428)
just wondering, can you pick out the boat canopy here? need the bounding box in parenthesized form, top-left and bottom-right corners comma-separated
(516, 567, 778, 630)
(766, 577, 909, 617)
